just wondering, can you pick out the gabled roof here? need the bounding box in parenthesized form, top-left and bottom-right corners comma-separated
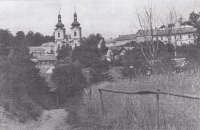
(136, 26, 197, 37)
(37, 54, 57, 61)
(115, 34, 136, 41)
(29, 47, 45, 52)
(136, 30, 157, 37)
(105, 38, 116, 44)
(41, 42, 55, 47)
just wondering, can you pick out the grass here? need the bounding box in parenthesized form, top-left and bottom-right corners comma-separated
(69, 71, 200, 130)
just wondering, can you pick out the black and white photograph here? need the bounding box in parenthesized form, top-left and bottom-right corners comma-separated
(0, 0, 200, 129)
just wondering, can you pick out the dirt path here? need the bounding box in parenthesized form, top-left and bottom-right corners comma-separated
(34, 109, 70, 130)
(0, 108, 70, 130)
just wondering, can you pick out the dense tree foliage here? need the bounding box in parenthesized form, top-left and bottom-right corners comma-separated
(0, 31, 51, 122)
(56, 44, 72, 60)
(51, 58, 86, 105)
(71, 33, 103, 67)
(89, 59, 112, 84)
(26, 31, 54, 46)
(0, 29, 14, 57)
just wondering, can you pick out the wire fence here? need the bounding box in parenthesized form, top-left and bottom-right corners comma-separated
(98, 89, 200, 130)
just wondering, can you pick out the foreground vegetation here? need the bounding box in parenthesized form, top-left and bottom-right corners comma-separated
(68, 70, 200, 129)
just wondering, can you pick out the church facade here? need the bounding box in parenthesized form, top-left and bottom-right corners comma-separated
(53, 11, 82, 55)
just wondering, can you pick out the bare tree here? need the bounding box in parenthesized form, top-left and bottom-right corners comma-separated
(133, 5, 183, 68)
(134, 4, 160, 67)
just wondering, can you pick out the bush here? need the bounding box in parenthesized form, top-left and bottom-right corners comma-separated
(90, 60, 112, 84)
(52, 61, 87, 105)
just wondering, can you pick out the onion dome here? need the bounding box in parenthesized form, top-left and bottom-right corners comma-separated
(71, 13, 80, 27)
(55, 14, 64, 28)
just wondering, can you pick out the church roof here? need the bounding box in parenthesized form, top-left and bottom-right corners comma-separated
(70, 26, 81, 29)
(56, 21, 64, 28)
(55, 14, 65, 28)
(71, 21, 80, 27)
(71, 12, 80, 27)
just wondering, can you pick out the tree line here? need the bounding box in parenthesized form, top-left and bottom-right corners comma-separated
(0, 29, 53, 122)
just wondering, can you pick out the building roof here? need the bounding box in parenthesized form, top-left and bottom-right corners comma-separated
(37, 54, 57, 61)
(136, 30, 157, 37)
(115, 34, 136, 41)
(71, 13, 81, 27)
(71, 21, 81, 27)
(41, 42, 55, 47)
(137, 26, 197, 37)
(70, 26, 82, 29)
(55, 14, 65, 28)
(29, 47, 45, 52)
(105, 38, 116, 44)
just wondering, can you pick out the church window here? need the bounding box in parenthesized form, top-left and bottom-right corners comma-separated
(74, 31, 77, 36)
(58, 33, 60, 37)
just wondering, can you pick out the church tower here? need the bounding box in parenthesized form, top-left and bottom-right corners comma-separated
(54, 10, 66, 55)
(70, 7, 82, 48)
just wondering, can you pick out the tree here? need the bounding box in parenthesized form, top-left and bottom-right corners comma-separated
(57, 44, 72, 60)
(71, 33, 103, 67)
(0, 29, 14, 56)
(52, 60, 86, 105)
(186, 11, 200, 43)
(25, 31, 55, 46)
(99, 38, 108, 55)
(0, 31, 51, 122)
(89, 59, 112, 84)
(133, 5, 182, 70)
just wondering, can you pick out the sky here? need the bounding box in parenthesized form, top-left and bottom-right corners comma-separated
(0, 0, 199, 39)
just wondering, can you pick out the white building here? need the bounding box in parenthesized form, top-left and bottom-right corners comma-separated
(136, 25, 197, 46)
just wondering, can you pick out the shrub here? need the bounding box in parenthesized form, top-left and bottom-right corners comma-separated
(52, 61, 87, 105)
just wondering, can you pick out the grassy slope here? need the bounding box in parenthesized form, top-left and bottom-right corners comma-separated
(76, 72, 200, 130)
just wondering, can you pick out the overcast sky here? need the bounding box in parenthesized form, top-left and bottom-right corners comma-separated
(0, 0, 199, 39)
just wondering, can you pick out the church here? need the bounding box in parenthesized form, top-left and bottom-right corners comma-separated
(54, 10, 83, 55)
(30, 9, 83, 57)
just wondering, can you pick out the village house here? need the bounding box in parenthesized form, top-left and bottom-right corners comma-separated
(115, 34, 136, 46)
(37, 54, 57, 65)
(105, 38, 116, 47)
(104, 34, 136, 48)
(136, 25, 197, 46)
(29, 47, 45, 58)
(106, 46, 127, 62)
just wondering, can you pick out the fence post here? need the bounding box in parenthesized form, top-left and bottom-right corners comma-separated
(99, 89, 104, 116)
(156, 90, 160, 130)
(90, 88, 92, 101)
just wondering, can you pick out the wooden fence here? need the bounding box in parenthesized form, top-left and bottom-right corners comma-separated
(98, 89, 200, 130)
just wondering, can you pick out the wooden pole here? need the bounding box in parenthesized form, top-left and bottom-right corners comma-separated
(99, 90, 104, 116)
(156, 93, 160, 130)
(56, 91, 59, 109)
(89, 88, 92, 101)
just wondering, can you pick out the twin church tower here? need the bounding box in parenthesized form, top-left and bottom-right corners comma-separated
(54, 8, 82, 55)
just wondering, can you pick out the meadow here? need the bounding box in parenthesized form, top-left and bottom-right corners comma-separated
(69, 70, 200, 130)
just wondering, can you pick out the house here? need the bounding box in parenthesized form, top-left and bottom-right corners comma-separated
(105, 38, 116, 47)
(106, 47, 127, 62)
(115, 34, 136, 46)
(29, 47, 45, 58)
(136, 25, 197, 46)
(37, 54, 57, 65)
(41, 42, 56, 53)
(104, 34, 136, 48)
